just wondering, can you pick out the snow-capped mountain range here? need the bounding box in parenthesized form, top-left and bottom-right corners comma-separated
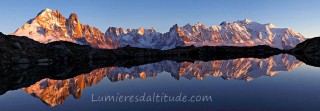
(13, 8, 305, 50)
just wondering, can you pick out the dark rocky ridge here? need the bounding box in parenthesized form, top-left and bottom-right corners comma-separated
(289, 37, 320, 67)
(0, 32, 318, 95)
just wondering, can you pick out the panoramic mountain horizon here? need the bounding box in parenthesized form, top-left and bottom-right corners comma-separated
(12, 8, 305, 50)
(12, 8, 298, 34)
(1, 1, 320, 111)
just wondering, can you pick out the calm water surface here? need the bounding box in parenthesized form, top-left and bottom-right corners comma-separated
(1, 54, 320, 111)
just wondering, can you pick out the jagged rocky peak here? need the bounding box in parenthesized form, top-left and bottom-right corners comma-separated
(219, 21, 229, 26)
(182, 23, 192, 29)
(12, 8, 116, 49)
(238, 19, 252, 24)
(106, 26, 159, 38)
(105, 27, 126, 37)
(195, 22, 205, 27)
(66, 13, 82, 38)
(12, 8, 70, 44)
(35, 8, 66, 28)
(265, 23, 277, 28)
(137, 28, 145, 35)
(36, 8, 57, 17)
(220, 19, 254, 26)
(150, 27, 155, 32)
(128, 27, 158, 35)
(168, 24, 183, 35)
(39, 8, 62, 17)
(68, 13, 79, 21)
(105, 26, 164, 49)
(137, 27, 159, 35)
(37, 8, 54, 15)
(171, 24, 180, 30)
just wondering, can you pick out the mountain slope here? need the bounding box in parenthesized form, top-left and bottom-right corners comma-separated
(13, 8, 305, 50)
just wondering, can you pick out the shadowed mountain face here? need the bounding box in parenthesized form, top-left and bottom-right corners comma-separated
(21, 54, 302, 107)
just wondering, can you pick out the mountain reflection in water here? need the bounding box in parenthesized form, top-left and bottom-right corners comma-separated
(21, 54, 302, 107)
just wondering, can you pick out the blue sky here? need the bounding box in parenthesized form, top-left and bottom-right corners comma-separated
(1, 0, 319, 37)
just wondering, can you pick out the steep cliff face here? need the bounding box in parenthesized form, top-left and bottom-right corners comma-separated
(12, 8, 117, 48)
(66, 13, 83, 38)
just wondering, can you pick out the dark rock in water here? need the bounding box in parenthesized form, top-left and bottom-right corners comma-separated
(290, 37, 320, 67)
